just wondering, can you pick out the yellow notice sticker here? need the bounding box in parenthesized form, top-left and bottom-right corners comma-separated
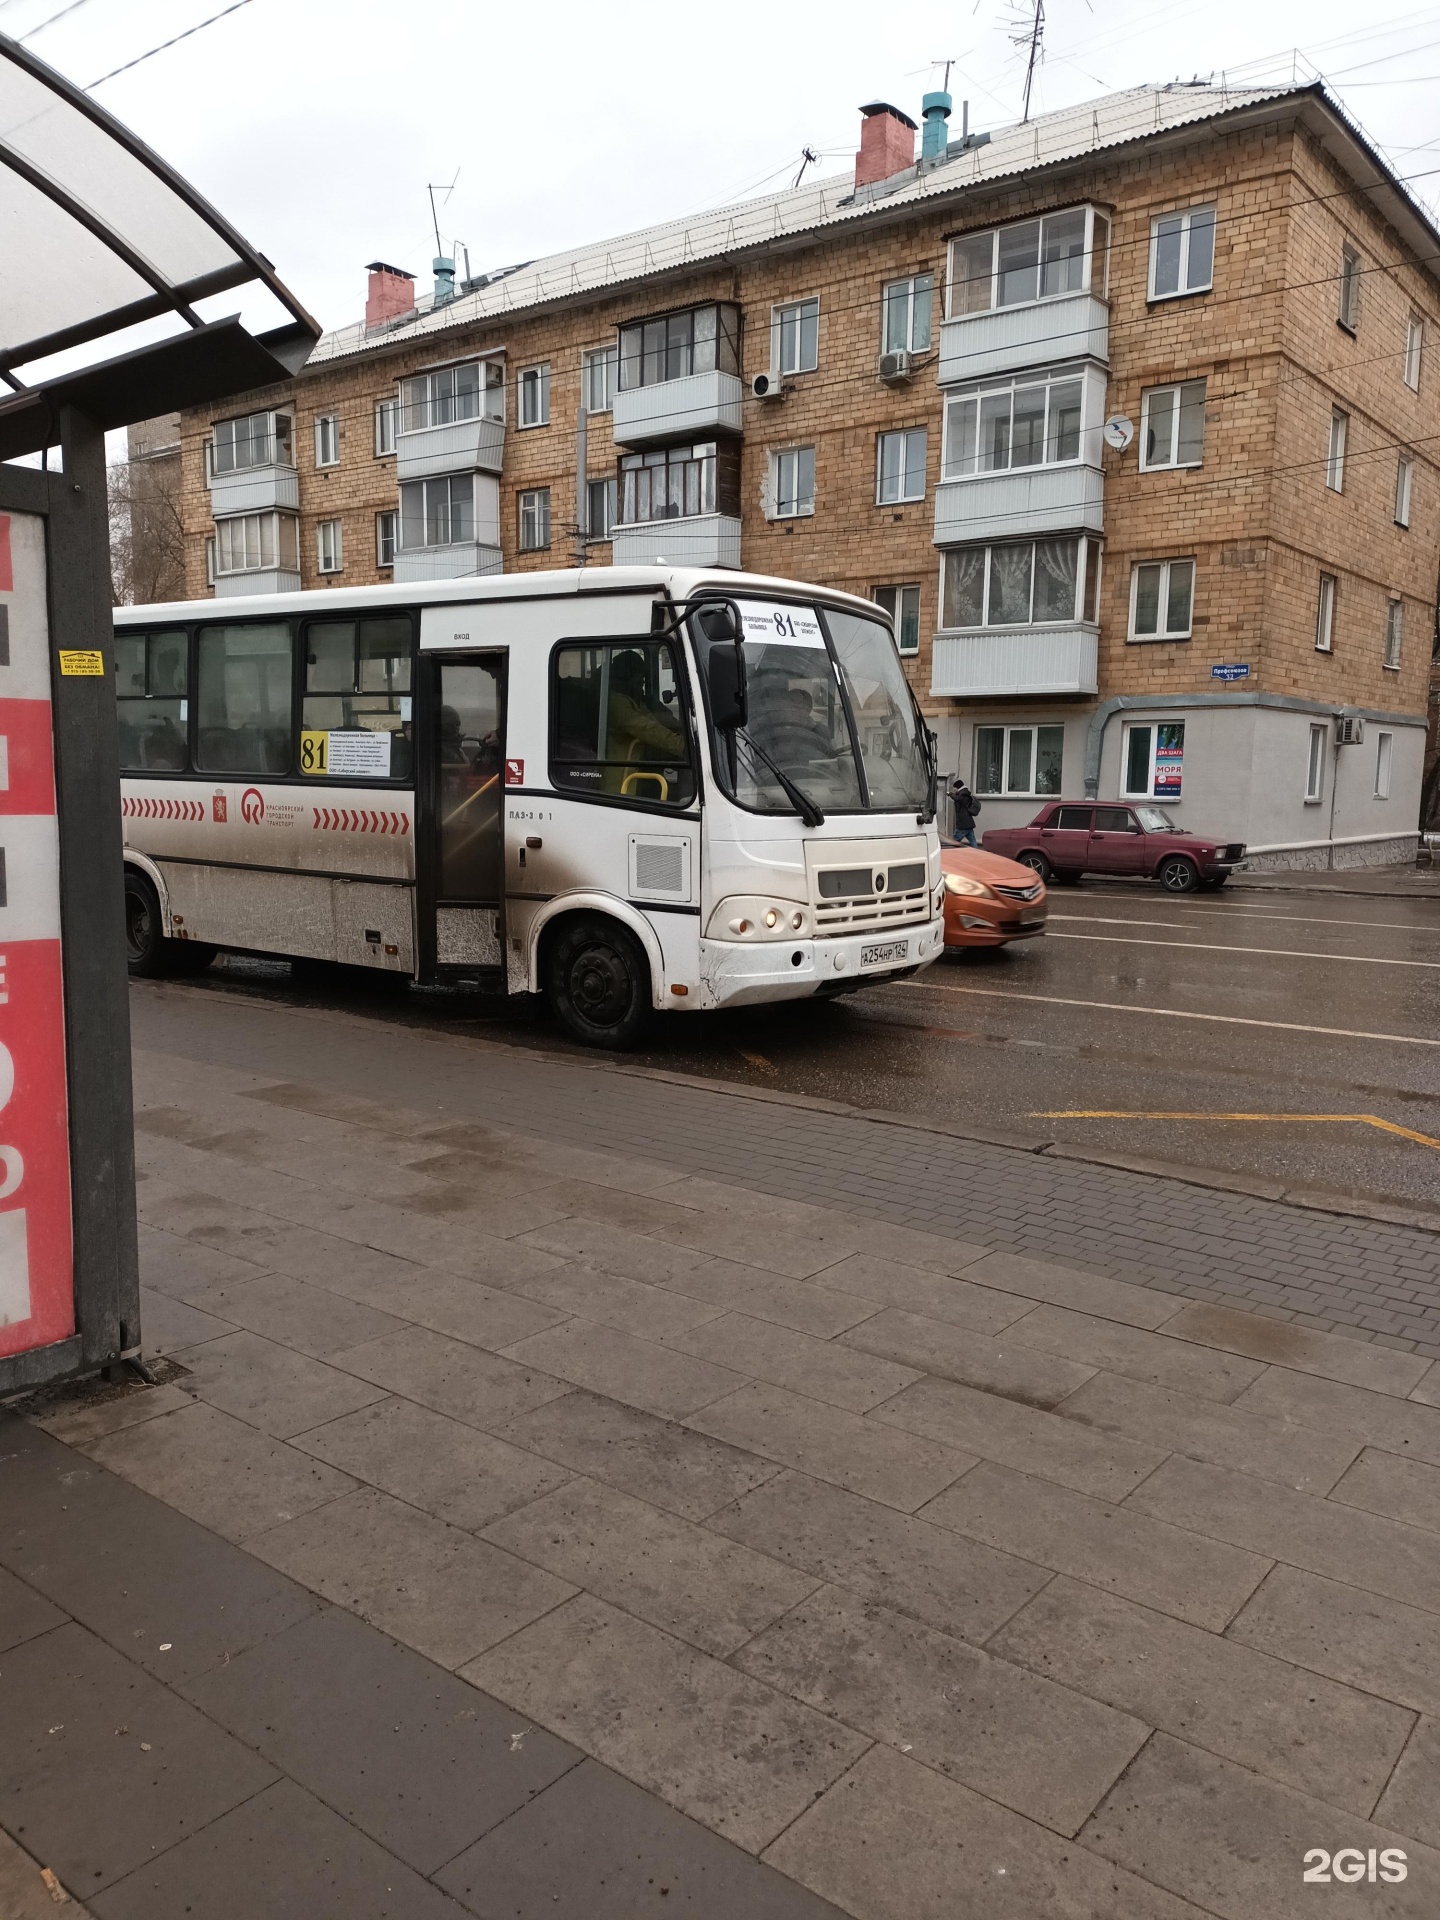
(299, 730, 329, 776)
(58, 649, 104, 675)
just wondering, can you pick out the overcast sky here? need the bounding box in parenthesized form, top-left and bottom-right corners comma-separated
(8, 0, 1440, 335)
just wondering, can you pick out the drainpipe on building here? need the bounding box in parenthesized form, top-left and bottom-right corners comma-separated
(575, 407, 588, 569)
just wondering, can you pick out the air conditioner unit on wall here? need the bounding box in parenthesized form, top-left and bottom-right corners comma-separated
(751, 369, 786, 400)
(878, 349, 912, 383)
(1336, 715, 1365, 745)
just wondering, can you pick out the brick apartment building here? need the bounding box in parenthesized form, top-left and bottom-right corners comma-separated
(164, 79, 1440, 853)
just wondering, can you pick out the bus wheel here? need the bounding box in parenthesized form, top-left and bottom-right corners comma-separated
(124, 871, 214, 977)
(546, 915, 651, 1050)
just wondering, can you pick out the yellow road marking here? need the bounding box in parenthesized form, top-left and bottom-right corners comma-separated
(1032, 1110, 1440, 1152)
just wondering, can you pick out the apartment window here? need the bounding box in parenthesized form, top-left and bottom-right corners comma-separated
(1395, 456, 1414, 528)
(115, 628, 188, 772)
(519, 488, 551, 552)
(877, 429, 927, 504)
(398, 360, 503, 433)
(1122, 721, 1185, 800)
(1376, 730, 1394, 798)
(316, 519, 343, 574)
(949, 206, 1109, 315)
(620, 443, 718, 524)
(942, 536, 1100, 630)
(314, 414, 339, 468)
(586, 475, 617, 541)
(1130, 559, 1195, 641)
(882, 273, 933, 354)
(376, 510, 397, 568)
(518, 364, 550, 428)
(1405, 315, 1424, 391)
(1326, 410, 1348, 492)
(1148, 205, 1215, 300)
(774, 297, 819, 375)
(1316, 572, 1337, 652)
(617, 304, 740, 390)
(1305, 722, 1327, 803)
(582, 345, 617, 413)
(943, 369, 1084, 479)
(1140, 380, 1206, 470)
(195, 622, 293, 774)
(1338, 243, 1362, 332)
(301, 614, 413, 782)
(771, 446, 815, 518)
(399, 474, 473, 550)
(374, 398, 396, 456)
(214, 511, 299, 576)
(211, 409, 293, 475)
(1384, 598, 1403, 670)
(974, 723, 1064, 798)
(872, 584, 921, 655)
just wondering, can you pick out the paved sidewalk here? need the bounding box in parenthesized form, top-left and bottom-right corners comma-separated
(1231, 863, 1440, 898)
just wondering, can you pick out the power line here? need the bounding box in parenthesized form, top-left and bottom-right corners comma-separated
(19, 0, 98, 43)
(86, 0, 254, 90)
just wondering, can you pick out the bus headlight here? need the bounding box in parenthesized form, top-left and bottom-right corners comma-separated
(710, 898, 811, 940)
(944, 873, 994, 900)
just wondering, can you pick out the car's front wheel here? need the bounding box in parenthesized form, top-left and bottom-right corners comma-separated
(1017, 851, 1053, 884)
(1157, 855, 1200, 894)
(545, 915, 652, 1049)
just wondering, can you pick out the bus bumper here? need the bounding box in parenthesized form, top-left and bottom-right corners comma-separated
(697, 917, 945, 1010)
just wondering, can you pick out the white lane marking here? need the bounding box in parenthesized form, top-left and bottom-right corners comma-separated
(899, 979, 1440, 1048)
(1061, 906, 1440, 935)
(1047, 932, 1440, 970)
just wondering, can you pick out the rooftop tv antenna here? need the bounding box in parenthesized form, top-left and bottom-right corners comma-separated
(1013, 0, 1045, 123)
(427, 170, 460, 256)
(792, 146, 819, 188)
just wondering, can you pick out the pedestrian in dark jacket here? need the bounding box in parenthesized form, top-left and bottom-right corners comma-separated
(949, 778, 980, 847)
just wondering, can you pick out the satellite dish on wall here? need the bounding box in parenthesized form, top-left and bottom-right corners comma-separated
(1103, 415, 1135, 451)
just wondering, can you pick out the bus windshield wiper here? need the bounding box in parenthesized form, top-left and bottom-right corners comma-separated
(736, 729, 825, 827)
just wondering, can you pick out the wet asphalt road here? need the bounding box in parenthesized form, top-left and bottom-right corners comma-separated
(154, 878, 1440, 1211)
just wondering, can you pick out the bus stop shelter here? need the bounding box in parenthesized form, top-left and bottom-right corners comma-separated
(0, 32, 318, 1395)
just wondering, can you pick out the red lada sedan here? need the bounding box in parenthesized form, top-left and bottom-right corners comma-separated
(941, 844, 1047, 949)
(981, 802, 1244, 893)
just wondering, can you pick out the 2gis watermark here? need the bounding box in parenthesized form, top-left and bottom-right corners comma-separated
(1303, 1848, 1407, 1885)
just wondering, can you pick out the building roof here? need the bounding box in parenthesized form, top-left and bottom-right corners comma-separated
(305, 79, 1437, 372)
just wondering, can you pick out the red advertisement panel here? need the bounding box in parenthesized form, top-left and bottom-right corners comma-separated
(0, 511, 74, 1358)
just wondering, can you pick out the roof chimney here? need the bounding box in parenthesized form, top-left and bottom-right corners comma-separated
(921, 90, 952, 162)
(855, 102, 917, 190)
(432, 255, 456, 306)
(365, 261, 415, 328)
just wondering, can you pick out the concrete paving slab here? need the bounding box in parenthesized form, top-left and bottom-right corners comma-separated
(687, 1382, 972, 1512)
(291, 1396, 572, 1531)
(1329, 1447, 1440, 1535)
(922, 1460, 1271, 1630)
(1162, 1301, 1432, 1397)
(482, 1474, 818, 1656)
(30, 1380, 197, 1447)
(135, 1287, 236, 1356)
(665, 1312, 920, 1413)
(648, 1174, 832, 1229)
(0, 1564, 65, 1654)
(1375, 1716, 1440, 1853)
(1080, 1732, 1438, 1920)
(842, 1307, 1097, 1409)
(87, 1400, 355, 1543)
(706, 1471, 1049, 1642)
(762, 1743, 1210, 1920)
(513, 1263, 726, 1341)
(1234, 1368, 1440, 1468)
(874, 1375, 1165, 1501)
(1006, 1305, 1265, 1403)
(0, 1620, 277, 1894)
(0, 1830, 94, 1920)
(1228, 1563, 1440, 1714)
(181, 1329, 389, 1438)
(331, 1325, 571, 1430)
(519, 1177, 709, 1239)
(348, 1265, 572, 1350)
(461, 1593, 869, 1854)
(679, 1263, 882, 1336)
(181, 1606, 581, 1873)
(493, 1390, 783, 1522)
(991, 1575, 1415, 1815)
(250, 1486, 575, 1670)
(436, 1756, 847, 1919)
(815, 1252, 1034, 1335)
(181, 1270, 408, 1358)
(520, 1216, 713, 1287)
(501, 1321, 743, 1420)
(958, 1251, 1184, 1331)
(649, 1211, 866, 1280)
(734, 1585, 1149, 1836)
(1056, 1371, 1361, 1494)
(1129, 1453, 1440, 1616)
(136, 1221, 270, 1298)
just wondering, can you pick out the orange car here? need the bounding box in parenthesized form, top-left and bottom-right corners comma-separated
(941, 842, 1048, 949)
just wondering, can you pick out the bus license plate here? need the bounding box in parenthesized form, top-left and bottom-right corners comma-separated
(861, 940, 908, 969)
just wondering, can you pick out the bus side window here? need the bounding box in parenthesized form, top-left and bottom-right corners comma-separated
(550, 640, 695, 807)
(301, 615, 413, 781)
(115, 629, 189, 772)
(195, 622, 294, 775)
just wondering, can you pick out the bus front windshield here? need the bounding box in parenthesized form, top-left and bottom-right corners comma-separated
(702, 600, 931, 816)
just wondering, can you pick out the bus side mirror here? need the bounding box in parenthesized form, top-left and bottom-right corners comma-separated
(707, 641, 747, 732)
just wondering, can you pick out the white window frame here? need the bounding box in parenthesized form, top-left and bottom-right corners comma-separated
(585, 474, 616, 542)
(941, 536, 1099, 632)
(1395, 455, 1413, 528)
(881, 274, 933, 354)
(375, 510, 397, 568)
(947, 205, 1110, 316)
(771, 445, 815, 519)
(1315, 572, 1337, 653)
(1326, 409, 1348, 493)
(1405, 315, 1424, 392)
(941, 366, 1092, 482)
(773, 297, 819, 376)
(1338, 243, 1362, 332)
(1128, 558, 1195, 642)
(973, 722, 1066, 798)
(1121, 721, 1185, 800)
(1305, 722, 1327, 804)
(316, 518, 343, 574)
(1139, 379, 1206, 471)
(399, 473, 474, 551)
(204, 534, 216, 587)
(399, 360, 503, 434)
(374, 398, 396, 457)
(581, 345, 617, 414)
(214, 510, 300, 576)
(876, 428, 927, 505)
(211, 409, 294, 475)
(1147, 205, 1216, 301)
(1384, 598, 1403, 670)
(1376, 730, 1394, 799)
(519, 487, 551, 551)
(518, 364, 550, 429)
(314, 413, 339, 469)
(872, 583, 921, 656)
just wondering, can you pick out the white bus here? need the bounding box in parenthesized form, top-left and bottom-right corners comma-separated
(114, 565, 943, 1047)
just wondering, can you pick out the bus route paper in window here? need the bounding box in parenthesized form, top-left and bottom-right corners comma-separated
(738, 603, 825, 648)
